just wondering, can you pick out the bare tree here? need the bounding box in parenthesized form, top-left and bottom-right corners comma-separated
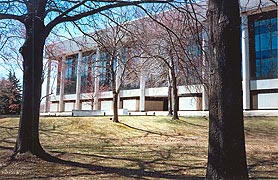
(94, 24, 136, 123)
(0, 0, 168, 157)
(0, 20, 24, 74)
(133, 4, 206, 119)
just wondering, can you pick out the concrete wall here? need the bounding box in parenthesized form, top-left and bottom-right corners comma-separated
(50, 95, 60, 101)
(257, 93, 278, 109)
(178, 85, 202, 94)
(81, 102, 92, 110)
(101, 100, 113, 111)
(145, 87, 168, 97)
(50, 103, 58, 112)
(251, 79, 278, 109)
(123, 99, 139, 111)
(250, 79, 278, 90)
(64, 102, 75, 112)
(64, 94, 77, 101)
(120, 89, 140, 98)
(179, 97, 202, 111)
(46, 36, 97, 57)
(240, 0, 275, 13)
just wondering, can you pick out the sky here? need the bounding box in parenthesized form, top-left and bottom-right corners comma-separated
(0, 60, 22, 80)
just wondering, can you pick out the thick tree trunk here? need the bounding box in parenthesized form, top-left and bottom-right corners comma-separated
(206, 0, 248, 179)
(112, 91, 119, 123)
(14, 18, 46, 156)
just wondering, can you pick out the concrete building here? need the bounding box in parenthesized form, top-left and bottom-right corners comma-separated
(43, 0, 278, 114)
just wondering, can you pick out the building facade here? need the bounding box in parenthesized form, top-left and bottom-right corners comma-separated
(44, 1, 278, 113)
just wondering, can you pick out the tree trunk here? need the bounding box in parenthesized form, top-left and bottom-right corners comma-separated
(112, 91, 119, 123)
(171, 67, 179, 120)
(168, 74, 173, 116)
(14, 18, 46, 156)
(206, 0, 248, 179)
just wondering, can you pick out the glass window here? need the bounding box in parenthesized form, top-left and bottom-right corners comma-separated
(91, 53, 97, 71)
(80, 51, 96, 93)
(65, 59, 73, 79)
(255, 60, 261, 78)
(259, 33, 270, 51)
(251, 11, 278, 79)
(272, 31, 278, 49)
(99, 52, 109, 86)
(64, 55, 77, 94)
(81, 56, 89, 77)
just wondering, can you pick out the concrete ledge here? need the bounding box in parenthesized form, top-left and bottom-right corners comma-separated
(243, 110, 278, 117)
(128, 111, 168, 116)
(72, 109, 129, 117)
(40, 110, 278, 117)
(178, 111, 209, 117)
(40, 112, 73, 117)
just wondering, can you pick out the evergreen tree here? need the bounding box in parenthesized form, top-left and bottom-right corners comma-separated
(0, 72, 22, 115)
(0, 78, 10, 114)
(7, 72, 22, 114)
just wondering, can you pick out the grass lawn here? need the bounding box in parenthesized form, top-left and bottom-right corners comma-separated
(0, 116, 277, 179)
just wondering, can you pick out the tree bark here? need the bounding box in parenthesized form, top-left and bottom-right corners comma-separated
(206, 0, 248, 179)
(14, 16, 46, 156)
(171, 66, 179, 120)
(167, 74, 173, 116)
(112, 91, 119, 123)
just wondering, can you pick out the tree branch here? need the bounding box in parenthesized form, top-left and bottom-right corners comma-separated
(45, 0, 170, 35)
(0, 13, 24, 23)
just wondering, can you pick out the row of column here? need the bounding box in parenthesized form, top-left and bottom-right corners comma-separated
(45, 15, 251, 112)
(45, 48, 100, 112)
(44, 53, 217, 112)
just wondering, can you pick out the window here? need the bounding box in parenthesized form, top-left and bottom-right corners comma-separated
(81, 51, 95, 93)
(99, 51, 110, 86)
(249, 10, 278, 79)
(64, 55, 77, 94)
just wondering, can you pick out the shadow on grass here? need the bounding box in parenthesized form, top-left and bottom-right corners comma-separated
(38, 151, 205, 180)
(119, 123, 174, 137)
(248, 152, 278, 179)
(0, 125, 17, 151)
(177, 120, 207, 128)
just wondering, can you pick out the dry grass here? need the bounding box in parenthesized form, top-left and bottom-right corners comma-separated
(0, 116, 277, 179)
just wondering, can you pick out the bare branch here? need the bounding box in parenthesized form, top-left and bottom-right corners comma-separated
(0, 13, 24, 22)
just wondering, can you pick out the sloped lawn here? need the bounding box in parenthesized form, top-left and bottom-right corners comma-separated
(0, 116, 277, 179)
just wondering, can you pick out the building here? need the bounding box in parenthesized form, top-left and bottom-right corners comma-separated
(43, 0, 278, 114)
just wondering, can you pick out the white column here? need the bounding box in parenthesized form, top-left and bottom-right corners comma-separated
(202, 86, 209, 111)
(59, 56, 66, 112)
(201, 34, 209, 111)
(241, 15, 251, 110)
(45, 59, 51, 112)
(93, 47, 100, 110)
(75, 50, 82, 110)
(139, 73, 145, 111)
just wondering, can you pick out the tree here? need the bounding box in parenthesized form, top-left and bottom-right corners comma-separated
(0, 72, 22, 115)
(134, 5, 206, 119)
(0, 0, 168, 157)
(206, 0, 248, 179)
(0, 78, 10, 114)
(7, 72, 22, 114)
(68, 9, 144, 122)
(93, 23, 137, 123)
